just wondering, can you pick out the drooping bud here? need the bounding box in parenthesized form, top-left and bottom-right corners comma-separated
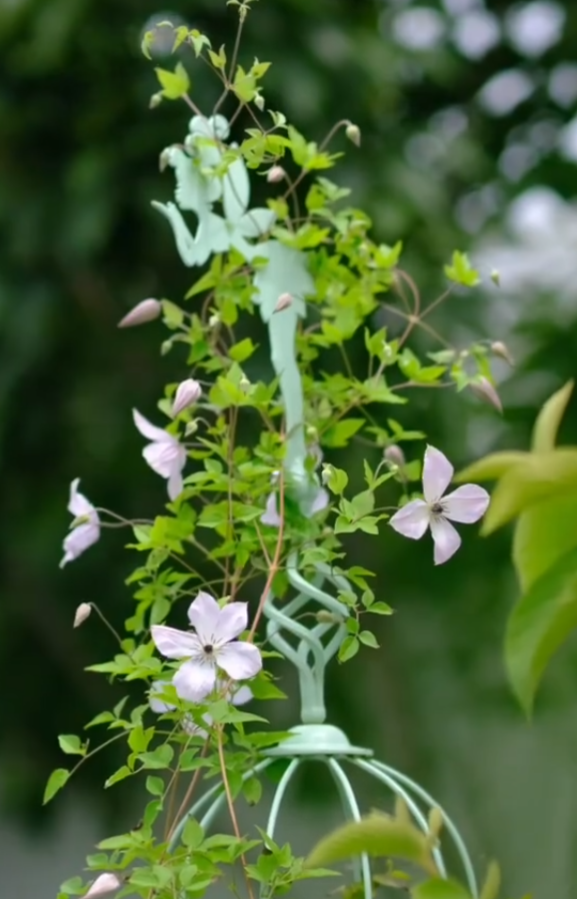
(185, 419, 199, 437)
(254, 93, 265, 111)
(470, 377, 503, 413)
(149, 91, 163, 109)
(384, 444, 406, 468)
(490, 340, 514, 366)
(208, 313, 220, 328)
(118, 299, 161, 329)
(171, 378, 202, 417)
(73, 603, 92, 628)
(490, 268, 500, 287)
(345, 122, 361, 147)
(274, 292, 293, 313)
(84, 873, 122, 898)
(267, 165, 286, 184)
(239, 375, 251, 393)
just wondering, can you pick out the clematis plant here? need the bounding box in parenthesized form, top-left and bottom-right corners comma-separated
(47, 6, 527, 899)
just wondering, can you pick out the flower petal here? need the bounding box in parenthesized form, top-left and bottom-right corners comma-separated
(389, 500, 430, 540)
(133, 408, 173, 443)
(187, 592, 222, 638)
(214, 602, 248, 644)
(430, 517, 461, 565)
(143, 441, 184, 479)
(150, 625, 200, 659)
(231, 684, 253, 706)
(260, 492, 281, 527)
(422, 445, 454, 503)
(68, 478, 96, 517)
(60, 521, 100, 568)
(442, 484, 490, 524)
(311, 487, 330, 515)
(149, 680, 175, 714)
(167, 468, 184, 502)
(217, 641, 262, 680)
(173, 659, 217, 702)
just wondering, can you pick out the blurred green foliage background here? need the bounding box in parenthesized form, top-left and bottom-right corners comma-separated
(2, 0, 577, 896)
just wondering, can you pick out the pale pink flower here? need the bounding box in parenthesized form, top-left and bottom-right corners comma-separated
(117, 298, 161, 328)
(267, 165, 286, 183)
(389, 445, 490, 565)
(84, 873, 121, 898)
(133, 409, 186, 501)
(60, 479, 100, 568)
(151, 592, 262, 702)
(171, 378, 202, 417)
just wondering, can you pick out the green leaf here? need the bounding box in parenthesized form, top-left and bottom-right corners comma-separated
(182, 817, 205, 850)
(43, 768, 70, 804)
(454, 451, 528, 484)
(513, 494, 577, 593)
(155, 62, 190, 99)
(481, 450, 577, 534)
(138, 744, 175, 769)
(531, 380, 574, 452)
(323, 465, 348, 495)
(304, 813, 437, 875)
(58, 734, 85, 756)
(359, 630, 379, 649)
(323, 419, 364, 448)
(338, 635, 359, 662)
(505, 546, 577, 714)
(412, 878, 472, 898)
(146, 775, 165, 796)
(104, 765, 133, 788)
(444, 251, 480, 287)
(243, 776, 263, 806)
(229, 338, 256, 363)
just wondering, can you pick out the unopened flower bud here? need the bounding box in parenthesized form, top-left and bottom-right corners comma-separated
(384, 445, 405, 468)
(316, 609, 345, 624)
(73, 603, 92, 628)
(490, 340, 514, 366)
(305, 425, 318, 442)
(274, 292, 293, 313)
(208, 313, 220, 328)
(470, 377, 503, 413)
(321, 463, 334, 486)
(267, 165, 286, 184)
(254, 93, 265, 111)
(172, 378, 202, 417)
(118, 298, 161, 329)
(490, 268, 500, 287)
(428, 806, 444, 840)
(159, 149, 171, 172)
(84, 873, 122, 898)
(149, 91, 163, 109)
(345, 122, 361, 147)
(239, 375, 251, 393)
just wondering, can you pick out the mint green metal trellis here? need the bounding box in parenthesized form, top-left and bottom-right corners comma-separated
(158, 116, 480, 899)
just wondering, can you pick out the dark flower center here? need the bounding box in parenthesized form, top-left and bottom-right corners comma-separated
(431, 502, 444, 516)
(203, 644, 214, 655)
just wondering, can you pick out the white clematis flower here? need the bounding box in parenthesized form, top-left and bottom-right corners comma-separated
(60, 479, 101, 568)
(389, 445, 490, 565)
(133, 409, 187, 501)
(150, 591, 262, 702)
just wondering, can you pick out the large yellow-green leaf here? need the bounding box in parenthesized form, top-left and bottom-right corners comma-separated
(505, 546, 577, 714)
(454, 451, 528, 484)
(304, 813, 437, 876)
(531, 380, 574, 452)
(481, 449, 577, 535)
(513, 493, 577, 592)
(411, 878, 472, 898)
